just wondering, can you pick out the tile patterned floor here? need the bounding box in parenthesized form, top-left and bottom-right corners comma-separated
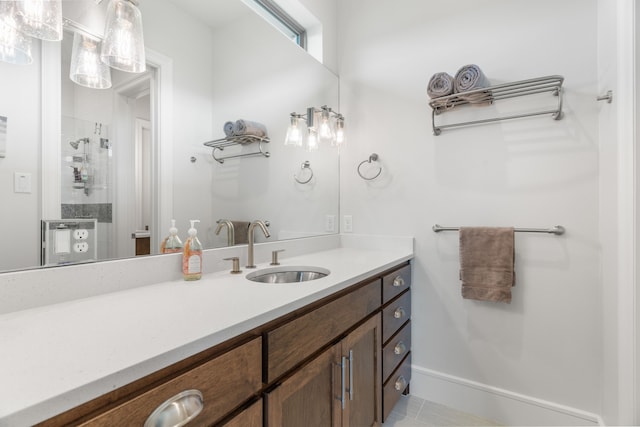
(383, 395, 501, 426)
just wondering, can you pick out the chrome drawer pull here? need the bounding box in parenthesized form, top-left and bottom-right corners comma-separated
(394, 341, 406, 356)
(393, 307, 406, 319)
(394, 375, 407, 392)
(392, 276, 405, 287)
(144, 389, 204, 427)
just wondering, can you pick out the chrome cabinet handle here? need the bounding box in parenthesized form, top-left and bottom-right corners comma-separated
(348, 350, 354, 401)
(394, 376, 407, 392)
(393, 307, 406, 319)
(341, 356, 347, 410)
(144, 389, 204, 427)
(394, 341, 406, 356)
(392, 276, 405, 287)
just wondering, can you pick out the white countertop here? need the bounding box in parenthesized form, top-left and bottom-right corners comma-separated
(0, 236, 412, 426)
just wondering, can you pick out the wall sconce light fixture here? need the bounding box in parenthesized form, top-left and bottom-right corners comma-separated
(101, 0, 146, 73)
(1, 0, 146, 85)
(15, 0, 63, 41)
(0, 1, 33, 65)
(285, 105, 345, 151)
(70, 32, 112, 89)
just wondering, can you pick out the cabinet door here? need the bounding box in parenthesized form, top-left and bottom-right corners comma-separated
(267, 344, 342, 427)
(341, 314, 382, 427)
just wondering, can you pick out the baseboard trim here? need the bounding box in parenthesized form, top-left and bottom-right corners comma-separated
(409, 365, 605, 426)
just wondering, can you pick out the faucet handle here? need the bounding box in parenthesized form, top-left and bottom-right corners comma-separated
(270, 249, 285, 266)
(223, 257, 242, 274)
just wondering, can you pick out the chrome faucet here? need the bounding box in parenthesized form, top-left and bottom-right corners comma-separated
(246, 220, 270, 268)
(215, 219, 235, 246)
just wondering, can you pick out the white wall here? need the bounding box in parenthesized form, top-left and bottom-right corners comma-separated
(338, 0, 602, 424)
(0, 43, 42, 271)
(208, 10, 340, 248)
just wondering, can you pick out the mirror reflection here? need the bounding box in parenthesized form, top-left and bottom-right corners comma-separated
(0, 0, 340, 273)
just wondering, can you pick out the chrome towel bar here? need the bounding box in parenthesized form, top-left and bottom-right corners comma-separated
(432, 224, 565, 235)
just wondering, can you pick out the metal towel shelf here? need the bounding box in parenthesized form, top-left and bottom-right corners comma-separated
(432, 224, 566, 235)
(204, 135, 270, 164)
(428, 75, 564, 135)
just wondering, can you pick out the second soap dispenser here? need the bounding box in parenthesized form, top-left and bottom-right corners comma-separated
(183, 220, 202, 281)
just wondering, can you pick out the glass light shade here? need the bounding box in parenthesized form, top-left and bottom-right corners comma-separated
(70, 32, 112, 89)
(15, 0, 62, 41)
(284, 115, 302, 147)
(318, 110, 335, 144)
(101, 0, 146, 73)
(334, 117, 345, 147)
(307, 129, 319, 152)
(0, 2, 32, 65)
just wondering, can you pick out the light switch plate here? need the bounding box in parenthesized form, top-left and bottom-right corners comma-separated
(343, 215, 353, 233)
(325, 215, 335, 232)
(14, 172, 32, 193)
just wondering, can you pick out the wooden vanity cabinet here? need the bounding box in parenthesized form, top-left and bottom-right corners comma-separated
(265, 277, 382, 427)
(39, 337, 262, 427)
(266, 314, 382, 427)
(221, 399, 263, 427)
(40, 261, 412, 427)
(381, 263, 412, 421)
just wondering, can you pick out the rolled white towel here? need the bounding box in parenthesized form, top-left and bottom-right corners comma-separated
(223, 121, 235, 137)
(454, 64, 491, 103)
(233, 119, 267, 138)
(427, 72, 455, 99)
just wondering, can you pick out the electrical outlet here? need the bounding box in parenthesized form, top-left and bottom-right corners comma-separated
(343, 215, 353, 233)
(325, 215, 335, 232)
(73, 229, 89, 240)
(73, 242, 89, 253)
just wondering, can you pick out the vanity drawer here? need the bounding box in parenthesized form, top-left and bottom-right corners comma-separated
(383, 320, 411, 381)
(80, 337, 262, 427)
(382, 263, 411, 304)
(382, 289, 411, 343)
(221, 399, 262, 427)
(383, 353, 411, 421)
(266, 279, 381, 382)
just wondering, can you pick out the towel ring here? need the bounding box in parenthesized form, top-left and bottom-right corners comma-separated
(357, 153, 382, 180)
(294, 160, 314, 184)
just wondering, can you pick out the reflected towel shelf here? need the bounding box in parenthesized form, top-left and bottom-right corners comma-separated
(204, 135, 270, 164)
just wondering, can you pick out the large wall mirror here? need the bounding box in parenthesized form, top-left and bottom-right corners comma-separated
(0, 0, 339, 273)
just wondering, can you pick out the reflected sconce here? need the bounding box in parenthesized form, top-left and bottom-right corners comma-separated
(0, 1, 32, 65)
(70, 32, 112, 89)
(284, 114, 303, 147)
(100, 0, 146, 73)
(15, 0, 63, 41)
(285, 106, 345, 151)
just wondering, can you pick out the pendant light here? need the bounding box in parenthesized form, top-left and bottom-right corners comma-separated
(70, 32, 112, 89)
(101, 0, 146, 73)
(0, 1, 32, 65)
(15, 0, 63, 41)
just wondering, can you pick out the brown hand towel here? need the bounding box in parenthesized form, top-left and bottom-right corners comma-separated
(232, 221, 250, 245)
(459, 227, 515, 303)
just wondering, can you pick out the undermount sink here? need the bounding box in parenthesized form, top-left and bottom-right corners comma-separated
(246, 266, 330, 284)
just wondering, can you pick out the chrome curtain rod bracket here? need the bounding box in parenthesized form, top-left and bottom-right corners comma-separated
(432, 224, 566, 235)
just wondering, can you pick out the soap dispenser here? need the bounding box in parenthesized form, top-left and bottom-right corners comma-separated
(160, 219, 183, 254)
(183, 220, 203, 281)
